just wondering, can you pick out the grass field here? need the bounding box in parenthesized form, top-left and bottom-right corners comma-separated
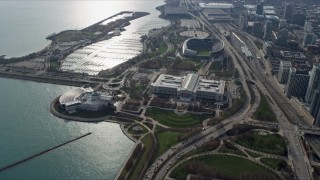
(236, 131, 287, 155)
(197, 49, 211, 56)
(157, 41, 168, 54)
(146, 108, 209, 128)
(251, 90, 277, 122)
(155, 131, 182, 158)
(130, 134, 153, 179)
(245, 150, 262, 158)
(260, 158, 287, 171)
(184, 59, 206, 70)
(150, 40, 168, 57)
(170, 154, 279, 180)
(50, 30, 95, 42)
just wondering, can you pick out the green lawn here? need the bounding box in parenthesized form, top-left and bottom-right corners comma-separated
(260, 158, 287, 171)
(218, 142, 247, 157)
(50, 30, 95, 42)
(146, 108, 209, 128)
(184, 59, 205, 71)
(130, 134, 153, 179)
(245, 150, 262, 158)
(150, 40, 168, 57)
(251, 90, 277, 122)
(247, 81, 255, 105)
(197, 49, 211, 56)
(236, 131, 287, 155)
(158, 41, 168, 54)
(155, 131, 182, 158)
(170, 154, 279, 180)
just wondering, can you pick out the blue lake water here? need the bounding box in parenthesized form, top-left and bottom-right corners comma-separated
(0, 1, 168, 179)
(0, 77, 134, 179)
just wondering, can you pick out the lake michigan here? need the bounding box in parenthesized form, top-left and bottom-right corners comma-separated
(0, 1, 168, 179)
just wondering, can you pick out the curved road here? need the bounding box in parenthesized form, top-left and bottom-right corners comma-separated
(143, 13, 257, 180)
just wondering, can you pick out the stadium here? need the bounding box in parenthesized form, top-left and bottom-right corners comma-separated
(182, 38, 224, 58)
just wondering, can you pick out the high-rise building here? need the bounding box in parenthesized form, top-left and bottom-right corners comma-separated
(263, 20, 273, 40)
(252, 22, 263, 38)
(303, 33, 318, 47)
(279, 20, 289, 29)
(256, 3, 264, 15)
(304, 21, 313, 33)
(263, 42, 272, 57)
(285, 67, 310, 98)
(233, 0, 245, 8)
(284, 3, 293, 21)
(305, 63, 320, 103)
(239, 14, 248, 30)
(315, 110, 320, 126)
(278, 60, 292, 84)
(277, 28, 288, 45)
(291, 12, 306, 26)
(309, 84, 320, 126)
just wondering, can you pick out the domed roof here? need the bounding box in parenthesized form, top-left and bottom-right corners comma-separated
(59, 87, 93, 104)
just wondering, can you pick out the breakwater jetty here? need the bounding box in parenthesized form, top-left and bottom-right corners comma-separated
(0, 132, 92, 172)
(0, 71, 97, 87)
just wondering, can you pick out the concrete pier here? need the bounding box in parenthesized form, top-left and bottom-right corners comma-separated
(0, 132, 92, 172)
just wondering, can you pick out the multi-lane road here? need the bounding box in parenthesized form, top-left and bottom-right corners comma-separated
(142, 6, 314, 180)
(221, 23, 313, 180)
(144, 12, 260, 180)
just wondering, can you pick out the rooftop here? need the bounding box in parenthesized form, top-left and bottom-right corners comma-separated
(281, 60, 292, 67)
(153, 74, 184, 89)
(263, 9, 276, 15)
(59, 87, 93, 104)
(153, 73, 225, 94)
(265, 15, 280, 21)
(180, 74, 199, 92)
(163, 6, 188, 15)
(197, 79, 225, 94)
(263, 6, 275, 10)
(199, 3, 234, 9)
(203, 9, 228, 15)
(280, 51, 306, 59)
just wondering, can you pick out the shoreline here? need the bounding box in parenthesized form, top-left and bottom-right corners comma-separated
(0, 71, 96, 87)
(1, 5, 168, 179)
(0, 11, 149, 63)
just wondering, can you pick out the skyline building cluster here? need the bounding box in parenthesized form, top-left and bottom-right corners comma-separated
(278, 62, 320, 125)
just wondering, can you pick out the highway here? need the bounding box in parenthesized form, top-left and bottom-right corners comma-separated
(144, 10, 260, 180)
(143, 2, 314, 179)
(220, 23, 313, 180)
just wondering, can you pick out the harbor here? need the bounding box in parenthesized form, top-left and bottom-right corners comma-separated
(0, 11, 150, 79)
